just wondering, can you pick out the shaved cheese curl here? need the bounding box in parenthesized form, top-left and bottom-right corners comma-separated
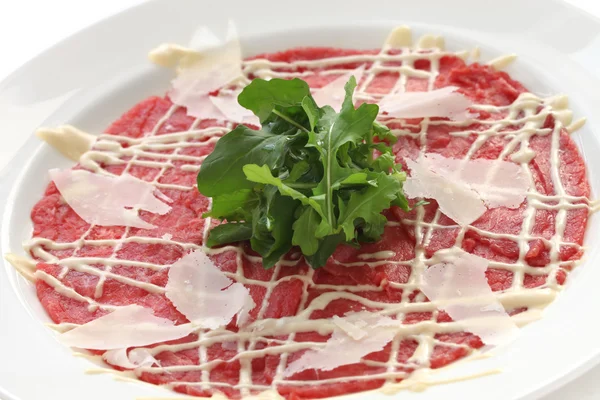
(284, 312, 397, 376)
(102, 348, 159, 369)
(169, 21, 243, 120)
(50, 169, 172, 229)
(166, 250, 255, 329)
(59, 305, 194, 350)
(404, 153, 529, 225)
(379, 86, 474, 121)
(210, 90, 260, 125)
(312, 65, 366, 112)
(420, 249, 519, 346)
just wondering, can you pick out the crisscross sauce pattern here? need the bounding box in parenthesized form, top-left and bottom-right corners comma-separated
(28, 37, 591, 400)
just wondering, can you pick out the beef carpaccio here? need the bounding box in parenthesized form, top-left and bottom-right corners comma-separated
(25, 27, 591, 400)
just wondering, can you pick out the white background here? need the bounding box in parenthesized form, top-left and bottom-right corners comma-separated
(0, 0, 598, 399)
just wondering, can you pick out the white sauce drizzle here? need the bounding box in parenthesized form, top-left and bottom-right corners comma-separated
(12, 26, 595, 399)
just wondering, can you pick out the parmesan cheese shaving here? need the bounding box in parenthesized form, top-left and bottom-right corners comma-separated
(102, 348, 159, 369)
(284, 312, 397, 377)
(404, 153, 529, 225)
(331, 315, 368, 340)
(182, 94, 228, 122)
(36, 125, 96, 162)
(50, 169, 172, 229)
(210, 90, 259, 125)
(404, 156, 486, 225)
(168, 21, 243, 120)
(59, 305, 194, 350)
(149, 21, 234, 72)
(189, 26, 222, 51)
(312, 66, 365, 112)
(5, 253, 36, 282)
(420, 249, 519, 346)
(148, 44, 196, 69)
(165, 250, 255, 329)
(379, 86, 474, 121)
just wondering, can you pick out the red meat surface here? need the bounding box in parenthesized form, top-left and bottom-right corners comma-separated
(30, 47, 590, 399)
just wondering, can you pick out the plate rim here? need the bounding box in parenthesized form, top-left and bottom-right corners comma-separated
(2, 1, 600, 400)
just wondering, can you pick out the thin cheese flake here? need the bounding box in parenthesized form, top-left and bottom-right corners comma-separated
(379, 86, 474, 121)
(403, 153, 529, 225)
(60, 305, 194, 350)
(50, 169, 172, 229)
(169, 21, 243, 120)
(165, 250, 255, 330)
(420, 249, 519, 346)
(148, 25, 222, 70)
(312, 66, 365, 112)
(35, 125, 96, 162)
(184, 94, 228, 122)
(102, 348, 159, 369)
(284, 312, 397, 377)
(332, 315, 368, 340)
(189, 26, 222, 51)
(210, 90, 260, 125)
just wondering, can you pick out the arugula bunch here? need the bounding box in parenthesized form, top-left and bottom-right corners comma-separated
(197, 77, 409, 268)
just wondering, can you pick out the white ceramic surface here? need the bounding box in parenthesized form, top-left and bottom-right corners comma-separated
(2, 1, 600, 400)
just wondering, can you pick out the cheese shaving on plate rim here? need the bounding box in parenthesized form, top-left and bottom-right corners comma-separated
(168, 21, 244, 121)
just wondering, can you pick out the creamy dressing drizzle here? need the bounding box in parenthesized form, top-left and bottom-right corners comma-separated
(9, 26, 596, 398)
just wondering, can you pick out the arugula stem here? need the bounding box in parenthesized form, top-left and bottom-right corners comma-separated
(272, 110, 310, 133)
(350, 161, 363, 170)
(286, 182, 317, 189)
(325, 121, 336, 228)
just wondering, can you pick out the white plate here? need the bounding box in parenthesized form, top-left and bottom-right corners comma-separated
(2, 1, 600, 400)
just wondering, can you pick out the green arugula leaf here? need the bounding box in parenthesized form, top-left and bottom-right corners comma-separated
(197, 125, 301, 197)
(286, 160, 311, 183)
(371, 152, 396, 173)
(304, 233, 345, 268)
(204, 189, 259, 220)
(337, 174, 403, 241)
(238, 78, 312, 124)
(373, 121, 398, 143)
(206, 222, 253, 248)
(250, 187, 299, 269)
(292, 206, 321, 256)
(335, 172, 378, 188)
(244, 164, 318, 208)
(358, 213, 388, 242)
(242, 164, 330, 221)
(301, 96, 320, 131)
(309, 77, 380, 228)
